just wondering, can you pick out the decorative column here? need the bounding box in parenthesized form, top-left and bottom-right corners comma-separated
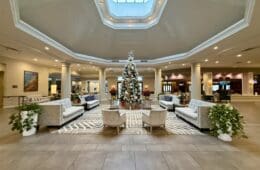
(61, 63, 71, 99)
(154, 68, 162, 99)
(99, 68, 106, 102)
(191, 63, 201, 100)
(203, 72, 213, 95)
(242, 72, 254, 96)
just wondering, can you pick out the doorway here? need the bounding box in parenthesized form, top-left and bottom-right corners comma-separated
(0, 71, 4, 108)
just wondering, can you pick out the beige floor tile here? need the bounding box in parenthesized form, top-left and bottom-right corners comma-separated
(135, 151, 169, 170)
(163, 152, 201, 170)
(69, 152, 107, 170)
(103, 152, 135, 170)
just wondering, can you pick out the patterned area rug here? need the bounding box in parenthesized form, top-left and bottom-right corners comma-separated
(52, 106, 204, 135)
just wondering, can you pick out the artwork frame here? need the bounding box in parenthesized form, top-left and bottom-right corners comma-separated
(24, 71, 38, 92)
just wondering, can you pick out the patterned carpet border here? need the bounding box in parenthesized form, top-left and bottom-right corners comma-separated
(51, 107, 204, 135)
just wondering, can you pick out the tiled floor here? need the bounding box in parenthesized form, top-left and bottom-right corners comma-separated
(0, 102, 260, 170)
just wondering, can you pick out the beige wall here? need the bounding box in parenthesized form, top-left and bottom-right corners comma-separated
(143, 77, 155, 92)
(0, 63, 5, 71)
(0, 71, 3, 108)
(106, 76, 155, 92)
(107, 77, 117, 90)
(0, 57, 60, 107)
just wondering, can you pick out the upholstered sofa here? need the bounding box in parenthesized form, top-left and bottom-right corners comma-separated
(159, 94, 180, 111)
(78, 94, 100, 110)
(175, 99, 215, 129)
(25, 95, 50, 104)
(39, 98, 84, 126)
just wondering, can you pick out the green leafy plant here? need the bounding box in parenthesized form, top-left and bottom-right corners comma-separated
(208, 104, 246, 138)
(71, 93, 80, 104)
(9, 103, 42, 133)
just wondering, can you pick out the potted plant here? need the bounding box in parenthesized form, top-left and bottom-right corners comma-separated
(71, 93, 80, 104)
(208, 104, 246, 142)
(9, 103, 42, 136)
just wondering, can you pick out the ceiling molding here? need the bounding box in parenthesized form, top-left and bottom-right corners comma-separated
(9, 0, 255, 66)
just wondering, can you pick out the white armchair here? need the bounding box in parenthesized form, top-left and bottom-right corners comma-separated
(142, 109, 167, 132)
(102, 109, 126, 134)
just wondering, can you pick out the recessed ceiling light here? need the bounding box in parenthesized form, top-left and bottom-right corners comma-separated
(247, 60, 252, 64)
(164, 66, 168, 69)
(182, 64, 186, 66)
(204, 59, 209, 62)
(77, 64, 80, 66)
(213, 46, 219, 50)
(54, 59, 59, 62)
(44, 46, 50, 51)
(33, 58, 38, 61)
(215, 61, 219, 64)
(236, 54, 242, 57)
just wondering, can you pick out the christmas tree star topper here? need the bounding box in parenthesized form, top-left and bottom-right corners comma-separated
(128, 50, 135, 61)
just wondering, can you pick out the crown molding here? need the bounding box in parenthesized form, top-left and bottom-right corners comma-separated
(9, 0, 255, 66)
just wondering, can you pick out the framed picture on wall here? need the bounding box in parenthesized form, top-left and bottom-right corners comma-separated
(24, 71, 38, 92)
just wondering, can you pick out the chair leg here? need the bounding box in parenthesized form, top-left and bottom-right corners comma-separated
(150, 126, 153, 133)
(116, 126, 120, 134)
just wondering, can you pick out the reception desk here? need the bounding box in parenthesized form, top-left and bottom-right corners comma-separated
(231, 95, 260, 102)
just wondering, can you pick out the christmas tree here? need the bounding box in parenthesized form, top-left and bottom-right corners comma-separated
(120, 51, 142, 105)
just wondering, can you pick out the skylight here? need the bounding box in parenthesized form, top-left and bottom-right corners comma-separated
(112, 0, 150, 3)
(107, 0, 154, 18)
(95, 0, 168, 29)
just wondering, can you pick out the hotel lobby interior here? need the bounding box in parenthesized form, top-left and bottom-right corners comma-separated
(1, 0, 260, 169)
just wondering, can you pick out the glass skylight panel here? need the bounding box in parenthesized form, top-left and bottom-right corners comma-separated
(112, 0, 150, 3)
(108, 0, 154, 18)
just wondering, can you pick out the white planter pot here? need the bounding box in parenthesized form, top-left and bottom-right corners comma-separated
(218, 133, 232, 142)
(21, 111, 38, 137)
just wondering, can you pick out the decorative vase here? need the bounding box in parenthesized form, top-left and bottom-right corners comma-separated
(218, 133, 232, 142)
(21, 111, 38, 137)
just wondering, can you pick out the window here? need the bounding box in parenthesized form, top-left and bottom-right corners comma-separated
(95, 0, 167, 29)
(112, 0, 150, 3)
(107, 0, 154, 18)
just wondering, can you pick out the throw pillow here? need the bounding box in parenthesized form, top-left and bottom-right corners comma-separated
(164, 96, 172, 101)
(85, 96, 92, 101)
